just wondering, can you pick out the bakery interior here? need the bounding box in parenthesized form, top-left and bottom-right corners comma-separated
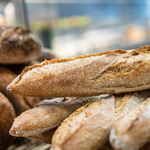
(0, 0, 150, 150)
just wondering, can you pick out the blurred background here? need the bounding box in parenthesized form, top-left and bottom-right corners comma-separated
(1, 0, 150, 58)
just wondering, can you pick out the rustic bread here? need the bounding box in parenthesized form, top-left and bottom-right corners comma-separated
(51, 90, 150, 150)
(51, 95, 115, 150)
(110, 98, 150, 150)
(0, 92, 16, 150)
(7, 45, 150, 97)
(9, 96, 100, 137)
(115, 89, 150, 119)
(0, 26, 41, 64)
(0, 66, 30, 115)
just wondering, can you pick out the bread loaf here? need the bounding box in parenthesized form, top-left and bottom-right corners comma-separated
(9, 96, 100, 137)
(7, 45, 150, 97)
(0, 26, 41, 64)
(110, 98, 150, 150)
(51, 95, 115, 150)
(0, 92, 16, 150)
(51, 90, 150, 150)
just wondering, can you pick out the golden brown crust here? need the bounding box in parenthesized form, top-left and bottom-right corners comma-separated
(9, 96, 100, 137)
(0, 26, 41, 64)
(7, 45, 150, 97)
(115, 93, 132, 118)
(0, 66, 30, 115)
(0, 92, 16, 150)
(51, 95, 115, 150)
(110, 98, 150, 150)
(51, 90, 150, 150)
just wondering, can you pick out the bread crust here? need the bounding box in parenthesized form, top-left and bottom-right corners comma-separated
(0, 26, 41, 64)
(9, 96, 100, 137)
(0, 92, 16, 150)
(7, 45, 150, 97)
(51, 95, 115, 150)
(51, 90, 150, 150)
(110, 98, 150, 150)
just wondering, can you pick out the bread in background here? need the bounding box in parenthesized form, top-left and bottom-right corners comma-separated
(0, 92, 16, 150)
(0, 26, 41, 64)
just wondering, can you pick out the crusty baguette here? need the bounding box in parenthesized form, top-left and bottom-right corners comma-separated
(7, 45, 150, 97)
(110, 98, 150, 150)
(0, 66, 30, 114)
(0, 92, 16, 150)
(0, 26, 41, 64)
(9, 96, 100, 137)
(115, 89, 150, 119)
(51, 95, 115, 150)
(51, 90, 150, 150)
(28, 128, 57, 144)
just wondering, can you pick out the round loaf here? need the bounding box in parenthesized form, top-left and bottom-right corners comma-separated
(0, 92, 16, 150)
(0, 26, 41, 64)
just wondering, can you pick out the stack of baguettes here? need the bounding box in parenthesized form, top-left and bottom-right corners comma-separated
(0, 26, 59, 150)
(5, 44, 150, 150)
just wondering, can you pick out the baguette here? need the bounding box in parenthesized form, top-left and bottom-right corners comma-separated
(110, 98, 150, 150)
(9, 96, 100, 137)
(0, 26, 41, 64)
(115, 89, 150, 119)
(7, 45, 150, 97)
(51, 95, 115, 150)
(0, 92, 16, 150)
(0, 66, 30, 114)
(51, 90, 150, 150)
